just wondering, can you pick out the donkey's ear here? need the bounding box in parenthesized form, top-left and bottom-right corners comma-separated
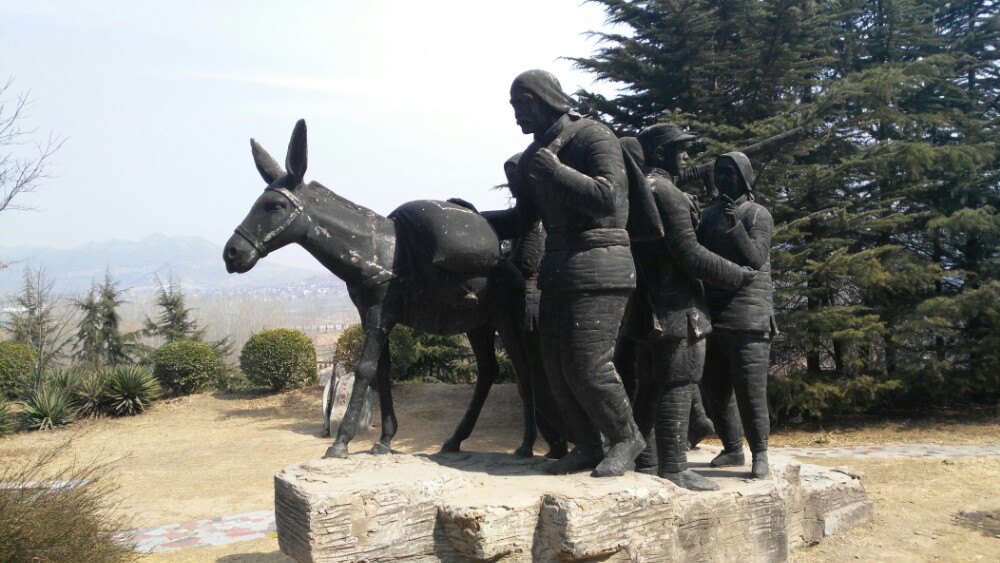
(250, 138, 283, 185)
(286, 119, 308, 182)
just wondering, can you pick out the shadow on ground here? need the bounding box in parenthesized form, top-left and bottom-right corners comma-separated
(218, 551, 291, 562)
(953, 509, 1000, 538)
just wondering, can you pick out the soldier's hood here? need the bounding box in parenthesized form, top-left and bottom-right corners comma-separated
(717, 151, 755, 193)
(510, 70, 575, 113)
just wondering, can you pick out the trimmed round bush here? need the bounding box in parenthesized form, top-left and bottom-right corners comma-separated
(0, 341, 36, 398)
(240, 329, 317, 391)
(153, 340, 220, 395)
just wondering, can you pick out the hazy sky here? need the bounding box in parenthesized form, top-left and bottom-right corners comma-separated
(0, 1, 622, 270)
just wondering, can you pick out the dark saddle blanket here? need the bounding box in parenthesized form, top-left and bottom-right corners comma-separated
(390, 200, 502, 307)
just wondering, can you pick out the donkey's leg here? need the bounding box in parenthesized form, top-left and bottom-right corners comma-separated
(440, 325, 497, 453)
(496, 319, 537, 458)
(370, 345, 396, 455)
(326, 312, 392, 459)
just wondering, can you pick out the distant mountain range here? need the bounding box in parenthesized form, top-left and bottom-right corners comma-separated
(0, 234, 338, 295)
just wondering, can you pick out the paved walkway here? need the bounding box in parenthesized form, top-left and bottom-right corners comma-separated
(123, 443, 1000, 553)
(771, 443, 1000, 459)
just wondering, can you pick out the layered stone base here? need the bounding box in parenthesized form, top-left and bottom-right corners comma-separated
(274, 449, 872, 562)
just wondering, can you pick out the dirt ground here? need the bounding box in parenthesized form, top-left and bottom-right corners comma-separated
(0, 383, 997, 562)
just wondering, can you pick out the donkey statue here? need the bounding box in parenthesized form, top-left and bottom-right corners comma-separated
(223, 119, 544, 459)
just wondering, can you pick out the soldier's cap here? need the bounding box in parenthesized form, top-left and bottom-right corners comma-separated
(637, 123, 695, 148)
(510, 70, 575, 114)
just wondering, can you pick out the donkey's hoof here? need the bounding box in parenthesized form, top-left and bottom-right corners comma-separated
(370, 442, 392, 455)
(514, 444, 535, 459)
(324, 443, 349, 459)
(440, 438, 461, 453)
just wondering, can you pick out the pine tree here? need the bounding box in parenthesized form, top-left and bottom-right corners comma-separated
(143, 278, 233, 359)
(74, 270, 141, 366)
(573, 0, 1000, 416)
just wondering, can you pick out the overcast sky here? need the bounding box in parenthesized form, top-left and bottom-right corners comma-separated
(0, 0, 622, 270)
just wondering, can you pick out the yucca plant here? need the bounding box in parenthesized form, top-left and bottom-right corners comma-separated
(105, 365, 160, 416)
(75, 370, 110, 418)
(44, 367, 86, 395)
(21, 385, 76, 431)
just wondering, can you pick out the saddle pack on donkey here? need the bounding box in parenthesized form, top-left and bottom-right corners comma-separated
(390, 200, 502, 307)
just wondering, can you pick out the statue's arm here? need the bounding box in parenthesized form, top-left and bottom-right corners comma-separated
(481, 196, 538, 240)
(657, 189, 747, 291)
(676, 127, 806, 188)
(547, 127, 626, 218)
(729, 205, 773, 269)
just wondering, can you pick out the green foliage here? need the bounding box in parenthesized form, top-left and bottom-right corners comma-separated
(409, 333, 474, 384)
(143, 277, 232, 359)
(331, 324, 364, 372)
(104, 365, 161, 416)
(0, 397, 12, 435)
(20, 384, 76, 430)
(153, 340, 220, 395)
(0, 341, 35, 398)
(769, 372, 903, 421)
(75, 370, 110, 418)
(0, 446, 136, 561)
(5, 265, 74, 381)
(577, 0, 1000, 416)
(332, 324, 417, 380)
(240, 329, 317, 391)
(74, 270, 143, 367)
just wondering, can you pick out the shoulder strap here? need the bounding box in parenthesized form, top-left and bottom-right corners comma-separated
(547, 116, 586, 153)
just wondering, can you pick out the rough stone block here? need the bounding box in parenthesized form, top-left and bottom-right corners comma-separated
(274, 449, 872, 562)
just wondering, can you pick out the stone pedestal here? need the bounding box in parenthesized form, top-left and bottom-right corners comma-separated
(274, 449, 872, 562)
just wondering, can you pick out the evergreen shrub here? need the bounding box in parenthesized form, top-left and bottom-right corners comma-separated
(0, 341, 35, 398)
(0, 398, 12, 435)
(153, 340, 220, 395)
(768, 372, 903, 422)
(240, 329, 316, 391)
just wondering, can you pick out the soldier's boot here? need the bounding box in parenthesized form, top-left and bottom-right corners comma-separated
(710, 449, 746, 467)
(751, 451, 769, 478)
(547, 444, 604, 475)
(659, 469, 720, 491)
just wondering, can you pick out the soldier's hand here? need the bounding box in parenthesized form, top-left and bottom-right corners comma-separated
(740, 266, 756, 286)
(722, 195, 739, 229)
(529, 148, 560, 181)
(447, 197, 479, 213)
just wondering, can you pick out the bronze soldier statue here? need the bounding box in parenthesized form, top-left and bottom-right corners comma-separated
(626, 124, 756, 490)
(481, 70, 644, 477)
(697, 152, 777, 478)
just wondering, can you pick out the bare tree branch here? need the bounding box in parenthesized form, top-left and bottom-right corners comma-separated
(0, 76, 65, 214)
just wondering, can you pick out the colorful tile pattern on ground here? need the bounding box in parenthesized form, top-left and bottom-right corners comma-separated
(120, 443, 999, 553)
(120, 509, 276, 553)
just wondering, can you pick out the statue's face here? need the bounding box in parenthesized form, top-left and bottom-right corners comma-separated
(714, 161, 743, 200)
(510, 89, 549, 135)
(650, 142, 688, 176)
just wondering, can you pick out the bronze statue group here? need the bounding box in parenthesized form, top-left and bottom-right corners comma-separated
(477, 70, 777, 491)
(224, 68, 782, 493)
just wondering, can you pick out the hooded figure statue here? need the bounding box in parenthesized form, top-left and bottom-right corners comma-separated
(621, 127, 758, 491)
(696, 151, 777, 478)
(481, 70, 645, 477)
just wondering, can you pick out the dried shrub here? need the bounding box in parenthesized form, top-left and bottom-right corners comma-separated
(0, 443, 135, 561)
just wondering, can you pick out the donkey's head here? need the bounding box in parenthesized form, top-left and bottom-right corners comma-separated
(224, 119, 311, 274)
